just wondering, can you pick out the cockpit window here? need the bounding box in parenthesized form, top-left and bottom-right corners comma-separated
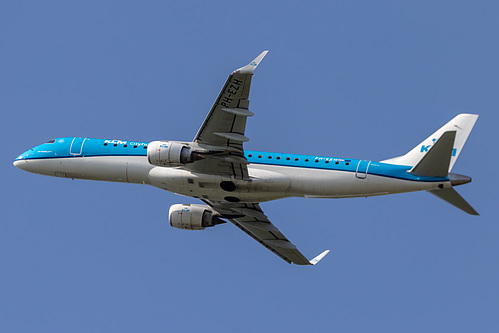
(45, 139, 56, 144)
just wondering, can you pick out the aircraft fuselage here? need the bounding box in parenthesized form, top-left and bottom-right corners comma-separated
(14, 137, 449, 203)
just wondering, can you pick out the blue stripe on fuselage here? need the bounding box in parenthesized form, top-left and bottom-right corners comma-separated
(244, 150, 446, 182)
(17, 137, 448, 183)
(15, 137, 149, 161)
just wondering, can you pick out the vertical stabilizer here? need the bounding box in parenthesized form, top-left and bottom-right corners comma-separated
(382, 114, 478, 172)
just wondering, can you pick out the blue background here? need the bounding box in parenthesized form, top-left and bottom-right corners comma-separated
(2, 1, 498, 332)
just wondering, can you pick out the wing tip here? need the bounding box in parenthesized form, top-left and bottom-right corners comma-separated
(234, 50, 269, 74)
(309, 250, 331, 265)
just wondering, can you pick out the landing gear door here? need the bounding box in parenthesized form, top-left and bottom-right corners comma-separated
(355, 160, 371, 179)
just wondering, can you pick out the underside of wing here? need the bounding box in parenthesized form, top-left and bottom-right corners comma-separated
(186, 51, 268, 180)
(181, 52, 329, 265)
(193, 50, 267, 147)
(204, 200, 330, 265)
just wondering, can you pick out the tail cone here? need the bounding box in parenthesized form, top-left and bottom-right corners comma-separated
(449, 173, 472, 186)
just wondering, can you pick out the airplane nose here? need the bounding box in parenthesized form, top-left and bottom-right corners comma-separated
(13, 159, 31, 172)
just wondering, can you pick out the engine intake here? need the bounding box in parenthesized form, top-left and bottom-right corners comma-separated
(148, 141, 201, 167)
(169, 204, 225, 230)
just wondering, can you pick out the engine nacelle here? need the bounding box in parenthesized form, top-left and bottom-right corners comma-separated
(169, 204, 225, 230)
(147, 141, 199, 167)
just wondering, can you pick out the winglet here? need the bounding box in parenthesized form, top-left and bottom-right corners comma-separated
(234, 50, 269, 74)
(309, 250, 330, 265)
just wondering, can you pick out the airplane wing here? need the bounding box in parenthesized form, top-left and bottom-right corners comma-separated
(190, 52, 329, 265)
(203, 200, 330, 265)
(187, 51, 268, 180)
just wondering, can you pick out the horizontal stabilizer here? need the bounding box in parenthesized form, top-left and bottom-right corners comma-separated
(428, 188, 479, 215)
(410, 131, 456, 177)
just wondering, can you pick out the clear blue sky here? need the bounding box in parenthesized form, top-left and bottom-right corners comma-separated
(2, 1, 498, 332)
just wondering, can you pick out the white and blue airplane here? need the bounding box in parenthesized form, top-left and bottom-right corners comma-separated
(14, 51, 479, 265)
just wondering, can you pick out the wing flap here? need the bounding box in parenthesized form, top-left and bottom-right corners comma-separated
(238, 221, 279, 231)
(263, 239, 297, 250)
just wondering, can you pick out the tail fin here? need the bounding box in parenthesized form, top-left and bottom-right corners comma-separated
(382, 114, 479, 215)
(382, 114, 478, 172)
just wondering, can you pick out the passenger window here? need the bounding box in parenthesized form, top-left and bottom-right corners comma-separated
(346, 162, 350, 165)
(144, 146, 148, 149)
(335, 161, 339, 164)
(315, 160, 319, 163)
(268, 156, 272, 159)
(258, 155, 262, 158)
(104, 143, 108, 146)
(276, 156, 281, 160)
(295, 158, 299, 161)
(133, 145, 138, 148)
(286, 157, 290, 160)
(124, 144, 128, 147)
(305, 159, 309, 162)
(325, 160, 329, 164)
(248, 154, 253, 157)
(113, 144, 118, 147)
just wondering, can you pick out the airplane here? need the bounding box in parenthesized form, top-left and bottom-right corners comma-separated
(13, 51, 479, 266)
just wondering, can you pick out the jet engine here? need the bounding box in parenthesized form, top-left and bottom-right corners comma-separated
(169, 204, 225, 230)
(147, 141, 202, 167)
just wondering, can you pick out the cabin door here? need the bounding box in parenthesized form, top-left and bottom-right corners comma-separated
(70, 137, 86, 156)
(355, 160, 371, 179)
